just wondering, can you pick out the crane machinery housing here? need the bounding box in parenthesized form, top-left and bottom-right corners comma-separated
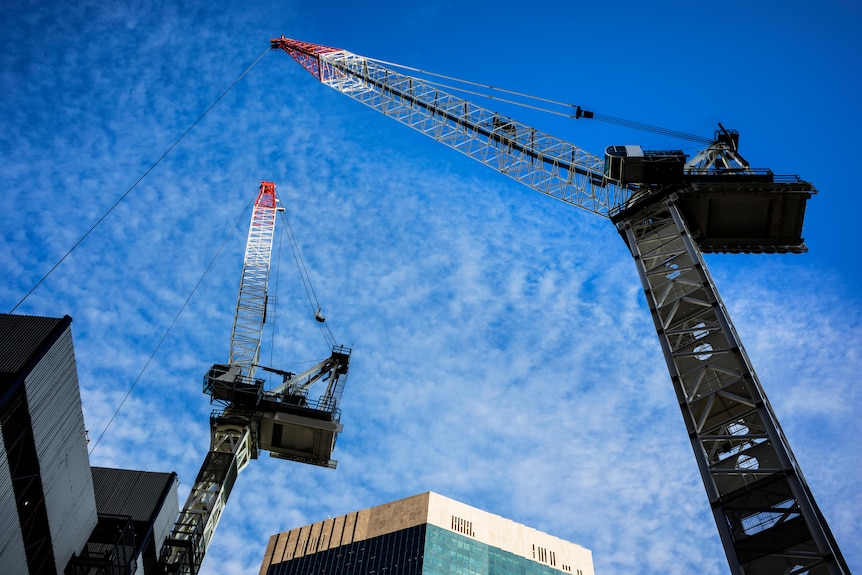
(159, 181, 351, 574)
(270, 37, 849, 575)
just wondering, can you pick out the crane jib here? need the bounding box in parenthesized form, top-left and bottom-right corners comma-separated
(272, 39, 607, 189)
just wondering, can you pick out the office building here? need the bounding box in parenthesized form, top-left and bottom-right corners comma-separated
(0, 313, 178, 575)
(260, 491, 594, 575)
(1, 314, 97, 574)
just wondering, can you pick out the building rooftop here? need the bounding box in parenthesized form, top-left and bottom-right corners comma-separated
(0, 313, 71, 386)
(261, 491, 594, 575)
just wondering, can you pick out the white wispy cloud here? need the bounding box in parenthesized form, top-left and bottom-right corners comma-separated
(2, 2, 860, 575)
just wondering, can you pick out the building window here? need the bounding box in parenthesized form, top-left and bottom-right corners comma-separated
(533, 545, 557, 565)
(450, 515, 474, 537)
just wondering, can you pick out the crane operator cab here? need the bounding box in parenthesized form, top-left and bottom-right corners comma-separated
(604, 145, 687, 187)
(203, 346, 352, 469)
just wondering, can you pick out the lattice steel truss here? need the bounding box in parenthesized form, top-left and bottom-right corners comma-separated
(273, 37, 850, 574)
(273, 37, 626, 217)
(230, 182, 279, 375)
(163, 182, 277, 574)
(162, 413, 256, 574)
(619, 199, 847, 574)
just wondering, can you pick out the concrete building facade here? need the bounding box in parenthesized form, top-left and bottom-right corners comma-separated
(260, 492, 594, 575)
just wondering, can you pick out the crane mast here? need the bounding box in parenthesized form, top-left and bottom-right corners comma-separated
(160, 182, 352, 574)
(272, 38, 849, 575)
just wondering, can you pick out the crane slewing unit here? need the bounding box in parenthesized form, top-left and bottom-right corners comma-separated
(272, 37, 849, 575)
(160, 181, 352, 574)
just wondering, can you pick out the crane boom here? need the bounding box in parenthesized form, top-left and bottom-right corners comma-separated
(230, 181, 280, 374)
(273, 37, 849, 575)
(271, 37, 625, 217)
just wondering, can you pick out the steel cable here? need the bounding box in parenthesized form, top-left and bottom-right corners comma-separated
(365, 56, 712, 144)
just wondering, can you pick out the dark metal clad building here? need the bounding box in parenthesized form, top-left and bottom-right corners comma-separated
(1, 313, 180, 575)
(0, 313, 98, 575)
(84, 468, 179, 574)
(0, 314, 71, 377)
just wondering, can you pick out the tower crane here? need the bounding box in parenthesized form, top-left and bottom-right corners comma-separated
(160, 181, 352, 574)
(271, 38, 849, 575)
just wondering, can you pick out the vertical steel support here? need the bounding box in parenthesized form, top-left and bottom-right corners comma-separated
(619, 198, 849, 574)
(162, 415, 255, 574)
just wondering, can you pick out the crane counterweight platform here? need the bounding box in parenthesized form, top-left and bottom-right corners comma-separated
(159, 182, 352, 574)
(272, 37, 848, 575)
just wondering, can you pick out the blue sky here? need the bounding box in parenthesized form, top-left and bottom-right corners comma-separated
(2, 1, 861, 574)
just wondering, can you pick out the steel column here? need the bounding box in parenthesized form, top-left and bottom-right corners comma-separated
(619, 198, 849, 574)
(162, 414, 255, 574)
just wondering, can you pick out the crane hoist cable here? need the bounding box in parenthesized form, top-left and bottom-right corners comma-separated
(7, 45, 270, 315)
(265, 211, 337, 368)
(267, 213, 285, 370)
(278, 209, 338, 348)
(365, 56, 713, 145)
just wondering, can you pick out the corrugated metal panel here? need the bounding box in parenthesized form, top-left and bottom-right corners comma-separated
(88, 468, 178, 571)
(0, 425, 27, 575)
(152, 476, 179, 560)
(0, 313, 68, 377)
(92, 467, 177, 523)
(25, 326, 97, 573)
